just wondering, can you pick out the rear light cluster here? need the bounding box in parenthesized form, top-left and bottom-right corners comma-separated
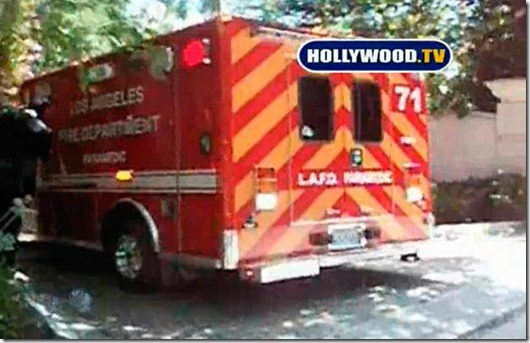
(181, 38, 211, 68)
(404, 162, 424, 203)
(254, 167, 278, 212)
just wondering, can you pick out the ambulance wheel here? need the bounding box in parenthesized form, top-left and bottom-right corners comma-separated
(112, 220, 161, 293)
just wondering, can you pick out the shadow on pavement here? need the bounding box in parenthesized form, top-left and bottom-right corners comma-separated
(18, 241, 459, 339)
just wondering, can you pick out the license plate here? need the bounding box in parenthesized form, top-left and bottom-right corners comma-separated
(328, 224, 364, 251)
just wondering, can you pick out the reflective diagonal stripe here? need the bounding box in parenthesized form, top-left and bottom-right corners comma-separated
(345, 188, 404, 241)
(381, 94, 428, 161)
(234, 128, 304, 213)
(267, 189, 343, 257)
(243, 188, 323, 260)
(231, 27, 261, 65)
(232, 46, 288, 114)
(231, 43, 282, 86)
(233, 83, 297, 161)
(239, 190, 303, 258)
(243, 153, 345, 258)
(234, 63, 302, 133)
(233, 109, 297, 182)
(302, 130, 344, 169)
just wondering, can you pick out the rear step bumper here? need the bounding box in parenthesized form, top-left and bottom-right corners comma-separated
(239, 240, 424, 284)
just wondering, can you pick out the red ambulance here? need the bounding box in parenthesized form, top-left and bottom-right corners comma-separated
(20, 16, 434, 290)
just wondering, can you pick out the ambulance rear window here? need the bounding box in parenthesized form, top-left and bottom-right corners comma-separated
(298, 76, 333, 142)
(352, 81, 383, 143)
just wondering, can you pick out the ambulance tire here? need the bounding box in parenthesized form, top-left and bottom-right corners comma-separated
(112, 220, 161, 293)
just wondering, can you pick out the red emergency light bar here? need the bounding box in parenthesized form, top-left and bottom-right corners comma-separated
(181, 38, 211, 68)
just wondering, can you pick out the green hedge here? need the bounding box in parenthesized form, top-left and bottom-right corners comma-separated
(0, 231, 40, 339)
(433, 174, 527, 224)
(0, 261, 34, 339)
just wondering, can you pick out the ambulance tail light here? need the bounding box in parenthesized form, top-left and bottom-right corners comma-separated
(181, 38, 211, 68)
(255, 167, 278, 211)
(406, 186, 423, 203)
(405, 174, 423, 203)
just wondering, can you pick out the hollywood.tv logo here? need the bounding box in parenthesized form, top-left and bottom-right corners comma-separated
(297, 39, 452, 73)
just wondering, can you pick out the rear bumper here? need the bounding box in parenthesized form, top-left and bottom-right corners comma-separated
(238, 240, 424, 284)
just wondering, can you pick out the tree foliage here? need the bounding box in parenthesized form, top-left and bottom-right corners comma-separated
(0, 0, 159, 102)
(0, 0, 517, 116)
(0, 264, 27, 339)
(229, 0, 516, 116)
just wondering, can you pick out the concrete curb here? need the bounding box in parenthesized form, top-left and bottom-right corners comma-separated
(344, 283, 526, 339)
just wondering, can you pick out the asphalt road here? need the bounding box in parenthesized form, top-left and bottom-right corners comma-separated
(17, 222, 527, 339)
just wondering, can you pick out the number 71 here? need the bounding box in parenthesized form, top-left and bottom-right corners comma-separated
(393, 85, 422, 113)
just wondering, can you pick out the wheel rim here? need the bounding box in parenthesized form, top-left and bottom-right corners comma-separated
(115, 235, 143, 280)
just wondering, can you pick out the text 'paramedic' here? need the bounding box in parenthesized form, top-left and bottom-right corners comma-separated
(297, 39, 452, 73)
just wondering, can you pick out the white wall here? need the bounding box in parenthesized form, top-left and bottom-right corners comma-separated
(430, 112, 497, 182)
(495, 95, 527, 176)
(430, 78, 526, 182)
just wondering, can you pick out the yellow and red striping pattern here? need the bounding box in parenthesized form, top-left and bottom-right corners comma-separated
(226, 20, 431, 264)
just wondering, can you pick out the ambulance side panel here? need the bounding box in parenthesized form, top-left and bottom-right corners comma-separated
(26, 22, 228, 262)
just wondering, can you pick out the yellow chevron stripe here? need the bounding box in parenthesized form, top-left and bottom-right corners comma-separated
(258, 128, 304, 167)
(334, 84, 348, 112)
(346, 187, 385, 215)
(302, 127, 345, 170)
(380, 90, 428, 161)
(233, 83, 297, 162)
(238, 190, 303, 258)
(384, 186, 423, 225)
(379, 84, 430, 221)
(335, 81, 381, 170)
(389, 111, 428, 161)
(231, 28, 260, 65)
(234, 173, 253, 214)
(352, 74, 376, 82)
(387, 73, 408, 86)
(420, 114, 428, 125)
(342, 82, 352, 112)
(303, 188, 343, 221)
(234, 129, 304, 213)
(346, 187, 404, 241)
(343, 130, 382, 169)
(232, 47, 287, 113)
(348, 73, 426, 233)
(267, 189, 343, 256)
(380, 132, 408, 169)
